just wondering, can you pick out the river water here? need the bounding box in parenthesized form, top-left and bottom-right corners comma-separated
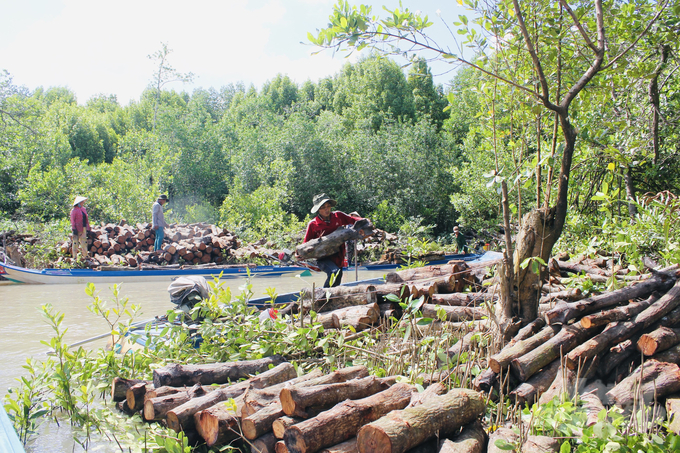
(0, 269, 386, 452)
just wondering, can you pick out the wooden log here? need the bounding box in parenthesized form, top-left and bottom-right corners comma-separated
(439, 420, 486, 453)
(509, 359, 560, 406)
(166, 362, 296, 432)
(280, 376, 393, 418)
(144, 384, 213, 421)
(301, 285, 377, 313)
(420, 304, 486, 322)
(126, 382, 152, 412)
(511, 324, 602, 381)
(306, 312, 340, 330)
(651, 343, 680, 364)
(553, 259, 608, 276)
(251, 432, 278, 453)
(111, 377, 148, 402)
(539, 288, 583, 304)
(273, 416, 303, 439)
(489, 325, 560, 373)
(565, 278, 680, 370)
(522, 436, 560, 453)
(144, 385, 183, 402)
(241, 367, 371, 439)
(581, 293, 660, 328)
(375, 284, 411, 303)
(580, 382, 606, 427)
(276, 441, 290, 453)
(606, 361, 680, 408)
(487, 428, 518, 453)
(153, 354, 286, 387)
(544, 274, 675, 325)
(600, 339, 639, 377)
(283, 383, 414, 453)
(242, 367, 368, 417)
(194, 394, 244, 446)
(638, 326, 680, 356)
(319, 438, 357, 453)
(296, 219, 374, 260)
(472, 369, 497, 393)
(336, 304, 380, 331)
(116, 399, 138, 416)
(429, 292, 495, 307)
(407, 382, 447, 408)
(666, 398, 680, 434)
(356, 388, 485, 453)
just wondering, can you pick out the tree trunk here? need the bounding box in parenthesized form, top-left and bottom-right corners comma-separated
(281, 376, 392, 418)
(356, 389, 485, 453)
(319, 438, 358, 453)
(283, 383, 414, 453)
(166, 362, 296, 432)
(296, 220, 374, 260)
(606, 361, 680, 408)
(497, 207, 559, 332)
(439, 420, 486, 453)
(429, 293, 495, 307)
(153, 355, 286, 387)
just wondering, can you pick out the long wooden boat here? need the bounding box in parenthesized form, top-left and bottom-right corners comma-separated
(0, 252, 488, 285)
(0, 261, 307, 284)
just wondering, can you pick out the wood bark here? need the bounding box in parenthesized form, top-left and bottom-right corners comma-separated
(429, 293, 495, 307)
(166, 362, 296, 432)
(511, 324, 602, 381)
(374, 284, 411, 303)
(487, 428, 518, 453)
(407, 382, 447, 408)
(606, 361, 680, 408)
(283, 383, 414, 453)
(153, 354, 286, 387)
(652, 343, 680, 365)
(194, 395, 245, 447)
(281, 376, 392, 418)
(273, 416, 303, 439)
(111, 377, 148, 402)
(356, 388, 485, 453)
(544, 274, 675, 325)
(242, 366, 368, 417)
(472, 369, 497, 393)
(580, 293, 660, 328)
(144, 385, 183, 402)
(126, 383, 152, 412)
(637, 326, 680, 356)
(420, 304, 486, 322)
(301, 285, 377, 313)
(384, 264, 464, 283)
(566, 278, 680, 370)
(336, 304, 380, 331)
(522, 436, 560, 453)
(509, 359, 561, 406)
(305, 312, 340, 330)
(666, 398, 680, 434)
(489, 325, 560, 373)
(444, 331, 481, 361)
(319, 438, 358, 453)
(144, 384, 212, 421)
(600, 339, 638, 377)
(539, 288, 583, 304)
(580, 382, 606, 427)
(296, 219, 374, 260)
(439, 420, 486, 453)
(251, 432, 279, 453)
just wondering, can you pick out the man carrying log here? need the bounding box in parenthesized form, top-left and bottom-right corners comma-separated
(300, 193, 365, 288)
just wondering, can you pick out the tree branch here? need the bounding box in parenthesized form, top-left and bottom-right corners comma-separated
(0, 108, 38, 135)
(559, 0, 598, 53)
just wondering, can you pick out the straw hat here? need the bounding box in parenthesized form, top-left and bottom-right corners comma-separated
(311, 193, 337, 214)
(73, 196, 88, 206)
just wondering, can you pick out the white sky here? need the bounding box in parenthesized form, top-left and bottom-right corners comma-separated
(1, 0, 471, 105)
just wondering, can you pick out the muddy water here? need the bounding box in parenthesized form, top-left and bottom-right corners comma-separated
(0, 269, 386, 451)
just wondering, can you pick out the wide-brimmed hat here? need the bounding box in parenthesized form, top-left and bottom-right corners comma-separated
(311, 193, 337, 214)
(158, 194, 168, 201)
(73, 196, 88, 206)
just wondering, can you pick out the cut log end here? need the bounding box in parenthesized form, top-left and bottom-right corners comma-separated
(197, 411, 220, 447)
(166, 412, 181, 433)
(356, 425, 392, 453)
(143, 400, 155, 421)
(242, 418, 258, 440)
(284, 426, 309, 453)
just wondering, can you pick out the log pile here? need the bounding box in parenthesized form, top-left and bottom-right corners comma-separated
(469, 257, 680, 417)
(59, 221, 242, 268)
(113, 356, 488, 452)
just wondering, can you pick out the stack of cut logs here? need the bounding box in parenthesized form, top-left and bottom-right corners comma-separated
(284, 258, 497, 336)
(0, 230, 39, 268)
(112, 356, 487, 453)
(469, 256, 680, 431)
(60, 222, 241, 268)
